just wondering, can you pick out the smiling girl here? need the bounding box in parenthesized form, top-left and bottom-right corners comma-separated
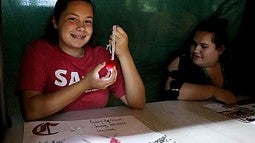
(17, 0, 145, 121)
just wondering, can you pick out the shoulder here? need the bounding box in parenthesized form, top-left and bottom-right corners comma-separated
(178, 53, 194, 68)
(86, 45, 111, 57)
(28, 39, 49, 47)
(167, 52, 190, 70)
(23, 39, 58, 60)
(27, 39, 55, 52)
(167, 56, 180, 71)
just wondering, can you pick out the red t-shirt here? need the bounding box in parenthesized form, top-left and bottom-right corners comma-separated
(17, 40, 125, 111)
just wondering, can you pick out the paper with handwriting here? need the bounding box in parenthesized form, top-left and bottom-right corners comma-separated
(23, 115, 175, 143)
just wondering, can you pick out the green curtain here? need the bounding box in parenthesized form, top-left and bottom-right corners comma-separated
(1, 0, 246, 114)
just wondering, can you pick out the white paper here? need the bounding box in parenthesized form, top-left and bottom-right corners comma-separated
(202, 103, 236, 113)
(202, 103, 255, 123)
(23, 115, 175, 143)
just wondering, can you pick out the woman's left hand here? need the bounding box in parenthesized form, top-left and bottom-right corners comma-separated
(109, 26, 129, 58)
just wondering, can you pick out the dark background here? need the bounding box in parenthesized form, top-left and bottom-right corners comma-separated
(0, 0, 253, 119)
(231, 0, 255, 95)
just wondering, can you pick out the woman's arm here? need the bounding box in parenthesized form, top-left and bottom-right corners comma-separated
(166, 57, 236, 104)
(178, 83, 236, 104)
(20, 63, 118, 121)
(113, 26, 146, 109)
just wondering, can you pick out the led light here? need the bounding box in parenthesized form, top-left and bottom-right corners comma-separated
(105, 60, 115, 70)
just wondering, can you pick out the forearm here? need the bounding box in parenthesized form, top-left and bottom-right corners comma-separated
(178, 83, 215, 100)
(22, 79, 91, 121)
(118, 54, 146, 109)
(177, 83, 236, 104)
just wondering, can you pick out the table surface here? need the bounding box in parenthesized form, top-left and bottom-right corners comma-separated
(3, 100, 255, 143)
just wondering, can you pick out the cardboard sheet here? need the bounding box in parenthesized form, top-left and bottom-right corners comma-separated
(23, 115, 175, 143)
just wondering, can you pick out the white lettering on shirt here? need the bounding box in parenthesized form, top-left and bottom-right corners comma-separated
(69, 72, 80, 85)
(54, 69, 67, 86)
(54, 69, 81, 86)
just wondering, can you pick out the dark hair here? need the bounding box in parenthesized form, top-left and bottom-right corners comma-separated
(43, 0, 95, 45)
(196, 17, 229, 48)
(197, 17, 233, 70)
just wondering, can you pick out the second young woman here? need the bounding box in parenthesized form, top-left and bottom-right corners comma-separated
(163, 17, 236, 105)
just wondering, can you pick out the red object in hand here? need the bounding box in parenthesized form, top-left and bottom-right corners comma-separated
(98, 60, 115, 78)
(105, 60, 115, 70)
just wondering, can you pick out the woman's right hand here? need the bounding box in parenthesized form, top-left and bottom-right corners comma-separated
(82, 62, 117, 90)
(214, 87, 237, 105)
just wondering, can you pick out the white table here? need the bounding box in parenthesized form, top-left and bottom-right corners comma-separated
(3, 100, 255, 143)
